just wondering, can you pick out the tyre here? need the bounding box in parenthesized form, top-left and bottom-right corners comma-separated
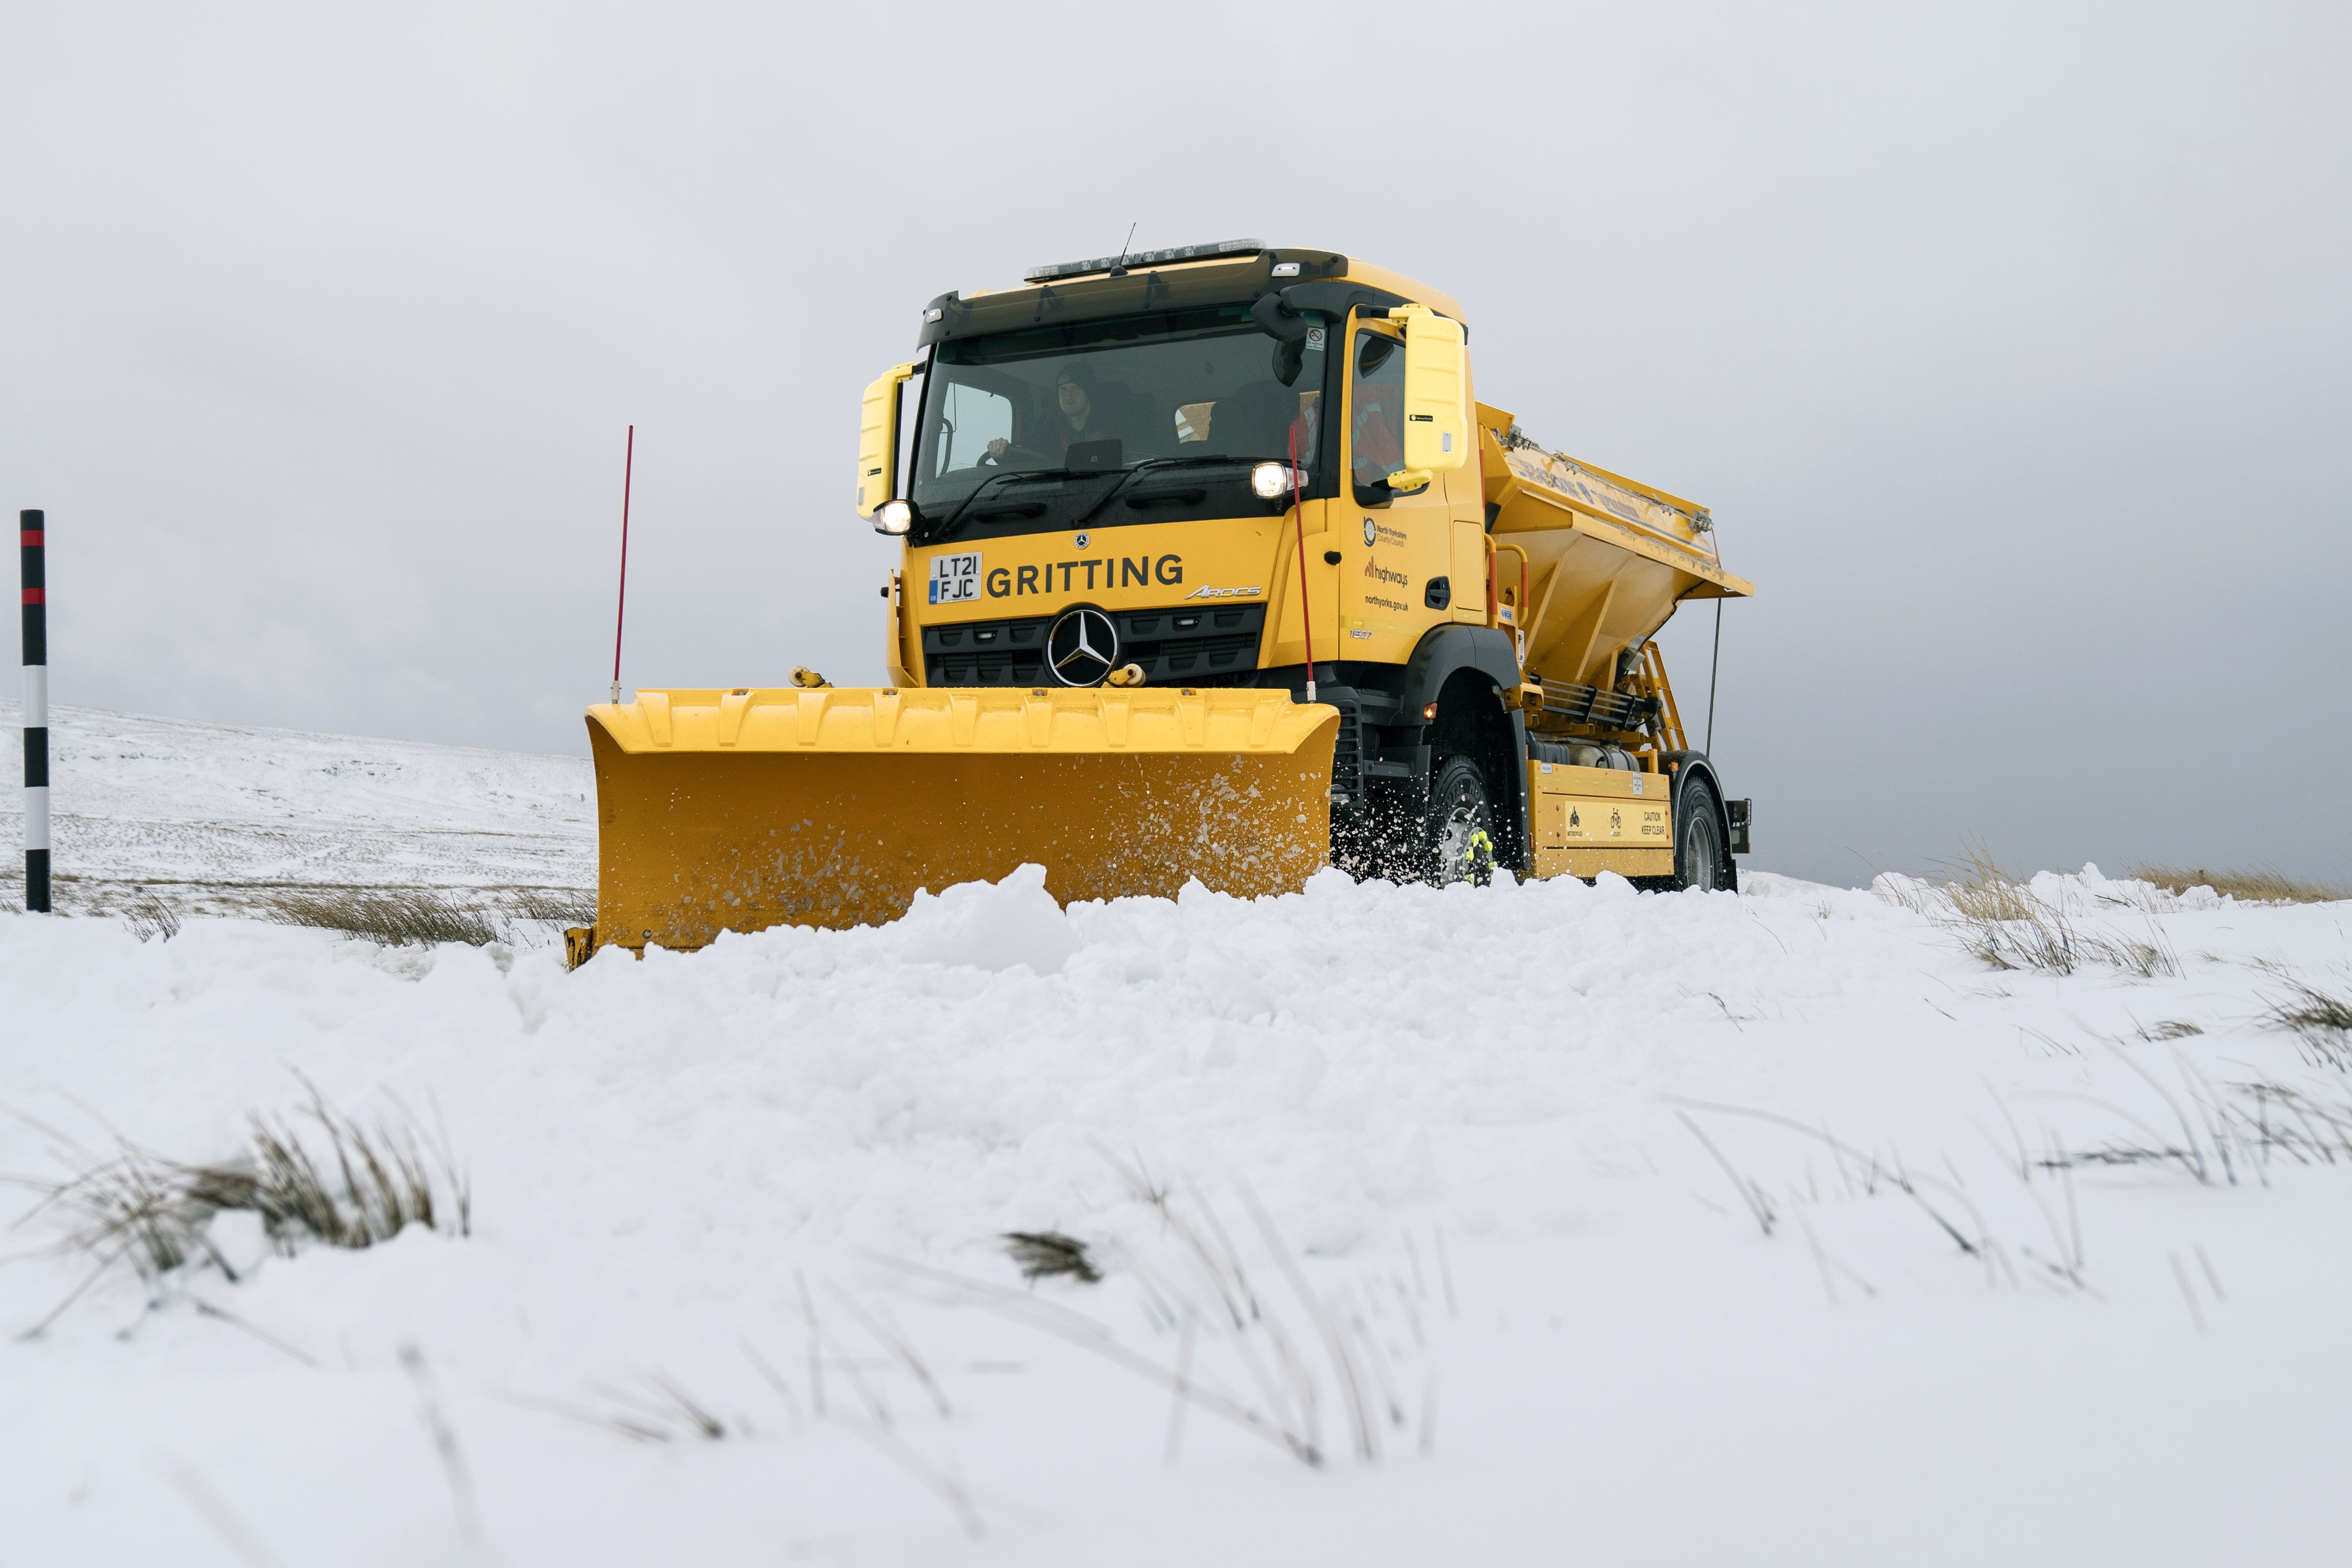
(1425, 755, 1496, 887)
(1672, 774, 1728, 892)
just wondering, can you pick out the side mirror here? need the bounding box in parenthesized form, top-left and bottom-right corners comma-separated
(1389, 306, 1469, 490)
(856, 361, 918, 518)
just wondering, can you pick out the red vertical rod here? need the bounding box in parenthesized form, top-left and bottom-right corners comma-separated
(610, 426, 634, 705)
(1290, 425, 1315, 704)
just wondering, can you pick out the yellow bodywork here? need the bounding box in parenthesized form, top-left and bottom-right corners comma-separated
(1478, 406, 1753, 688)
(582, 686, 1337, 953)
(856, 362, 916, 518)
(1392, 304, 1471, 491)
(1527, 759, 1675, 881)
(577, 248, 1755, 965)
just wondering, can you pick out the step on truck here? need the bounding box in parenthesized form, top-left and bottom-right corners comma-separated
(572, 240, 1753, 962)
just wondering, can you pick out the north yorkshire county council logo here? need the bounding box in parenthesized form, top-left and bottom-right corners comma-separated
(1047, 606, 1119, 687)
(1363, 517, 1377, 547)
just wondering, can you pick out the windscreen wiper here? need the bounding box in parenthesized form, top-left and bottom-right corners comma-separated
(927, 467, 1083, 541)
(1071, 455, 1257, 529)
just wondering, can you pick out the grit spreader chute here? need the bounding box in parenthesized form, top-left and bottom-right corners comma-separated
(573, 685, 1338, 959)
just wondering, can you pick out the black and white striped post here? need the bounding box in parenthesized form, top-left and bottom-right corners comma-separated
(20, 509, 48, 914)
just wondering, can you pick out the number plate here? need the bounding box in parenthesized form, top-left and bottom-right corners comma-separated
(928, 552, 981, 605)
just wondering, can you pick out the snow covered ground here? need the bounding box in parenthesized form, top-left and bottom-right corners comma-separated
(3, 708, 2349, 1566)
(0, 701, 592, 916)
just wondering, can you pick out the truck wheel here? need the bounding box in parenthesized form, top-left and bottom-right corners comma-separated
(1427, 756, 1496, 887)
(1673, 775, 1727, 892)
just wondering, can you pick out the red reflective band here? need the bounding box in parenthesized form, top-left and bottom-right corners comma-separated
(19, 531, 41, 546)
(21, 589, 43, 604)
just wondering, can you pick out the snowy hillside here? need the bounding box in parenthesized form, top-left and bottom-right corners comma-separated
(0, 701, 591, 914)
(3, 711, 2349, 1566)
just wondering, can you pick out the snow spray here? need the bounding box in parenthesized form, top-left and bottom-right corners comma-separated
(20, 508, 48, 913)
(611, 425, 634, 706)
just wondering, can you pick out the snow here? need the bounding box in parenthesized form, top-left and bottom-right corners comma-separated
(4, 707, 2350, 1565)
(0, 700, 592, 912)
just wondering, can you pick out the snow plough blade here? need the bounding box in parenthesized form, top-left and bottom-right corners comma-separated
(574, 686, 1338, 960)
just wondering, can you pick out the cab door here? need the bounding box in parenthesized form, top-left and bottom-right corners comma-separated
(1338, 321, 1455, 662)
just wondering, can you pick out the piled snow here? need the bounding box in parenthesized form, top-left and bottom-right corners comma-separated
(890, 861, 1081, 974)
(1875, 861, 2252, 913)
(2, 711, 2350, 1565)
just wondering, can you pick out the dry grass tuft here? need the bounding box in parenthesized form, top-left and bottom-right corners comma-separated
(873, 1156, 1438, 1473)
(121, 891, 182, 942)
(492, 1371, 730, 1445)
(1939, 855, 2099, 975)
(260, 888, 499, 947)
(1880, 841, 2178, 978)
(14, 1080, 470, 1309)
(2032, 1067, 2352, 1178)
(253, 885, 591, 947)
(2266, 978, 2352, 1069)
(1001, 1231, 1101, 1284)
(503, 887, 596, 927)
(1938, 843, 2046, 923)
(2129, 864, 2349, 906)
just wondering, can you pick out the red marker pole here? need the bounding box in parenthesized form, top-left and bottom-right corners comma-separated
(610, 426, 634, 706)
(20, 509, 49, 913)
(1289, 426, 1315, 703)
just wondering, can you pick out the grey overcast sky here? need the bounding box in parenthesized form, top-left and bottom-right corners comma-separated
(4, 1, 2347, 887)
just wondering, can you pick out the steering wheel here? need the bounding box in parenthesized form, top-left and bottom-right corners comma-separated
(976, 443, 1052, 469)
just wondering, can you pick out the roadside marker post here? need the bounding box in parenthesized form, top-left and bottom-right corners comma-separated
(20, 508, 49, 913)
(611, 426, 633, 707)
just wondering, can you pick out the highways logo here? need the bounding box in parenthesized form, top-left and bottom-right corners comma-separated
(1048, 606, 1120, 686)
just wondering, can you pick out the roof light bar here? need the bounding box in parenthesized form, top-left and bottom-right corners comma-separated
(1023, 238, 1264, 285)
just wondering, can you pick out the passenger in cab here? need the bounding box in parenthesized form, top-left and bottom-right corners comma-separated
(1211, 381, 1318, 462)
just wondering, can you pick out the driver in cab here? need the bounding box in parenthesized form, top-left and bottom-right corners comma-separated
(987, 364, 1108, 462)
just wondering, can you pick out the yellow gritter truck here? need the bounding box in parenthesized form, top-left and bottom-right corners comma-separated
(570, 240, 1753, 963)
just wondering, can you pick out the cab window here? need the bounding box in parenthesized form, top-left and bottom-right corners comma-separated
(1350, 330, 1405, 494)
(929, 381, 1013, 478)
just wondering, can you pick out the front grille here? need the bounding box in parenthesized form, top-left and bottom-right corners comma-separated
(924, 614, 1052, 686)
(924, 605, 1266, 688)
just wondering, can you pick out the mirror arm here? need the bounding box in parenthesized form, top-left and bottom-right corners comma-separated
(1252, 281, 1409, 341)
(1250, 292, 1310, 342)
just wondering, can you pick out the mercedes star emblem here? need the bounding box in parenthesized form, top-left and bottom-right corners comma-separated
(1047, 606, 1120, 687)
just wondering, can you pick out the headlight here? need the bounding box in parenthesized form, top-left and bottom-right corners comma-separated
(873, 498, 913, 535)
(1250, 462, 1295, 500)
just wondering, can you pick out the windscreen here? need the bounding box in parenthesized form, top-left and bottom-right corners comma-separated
(907, 304, 1328, 542)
